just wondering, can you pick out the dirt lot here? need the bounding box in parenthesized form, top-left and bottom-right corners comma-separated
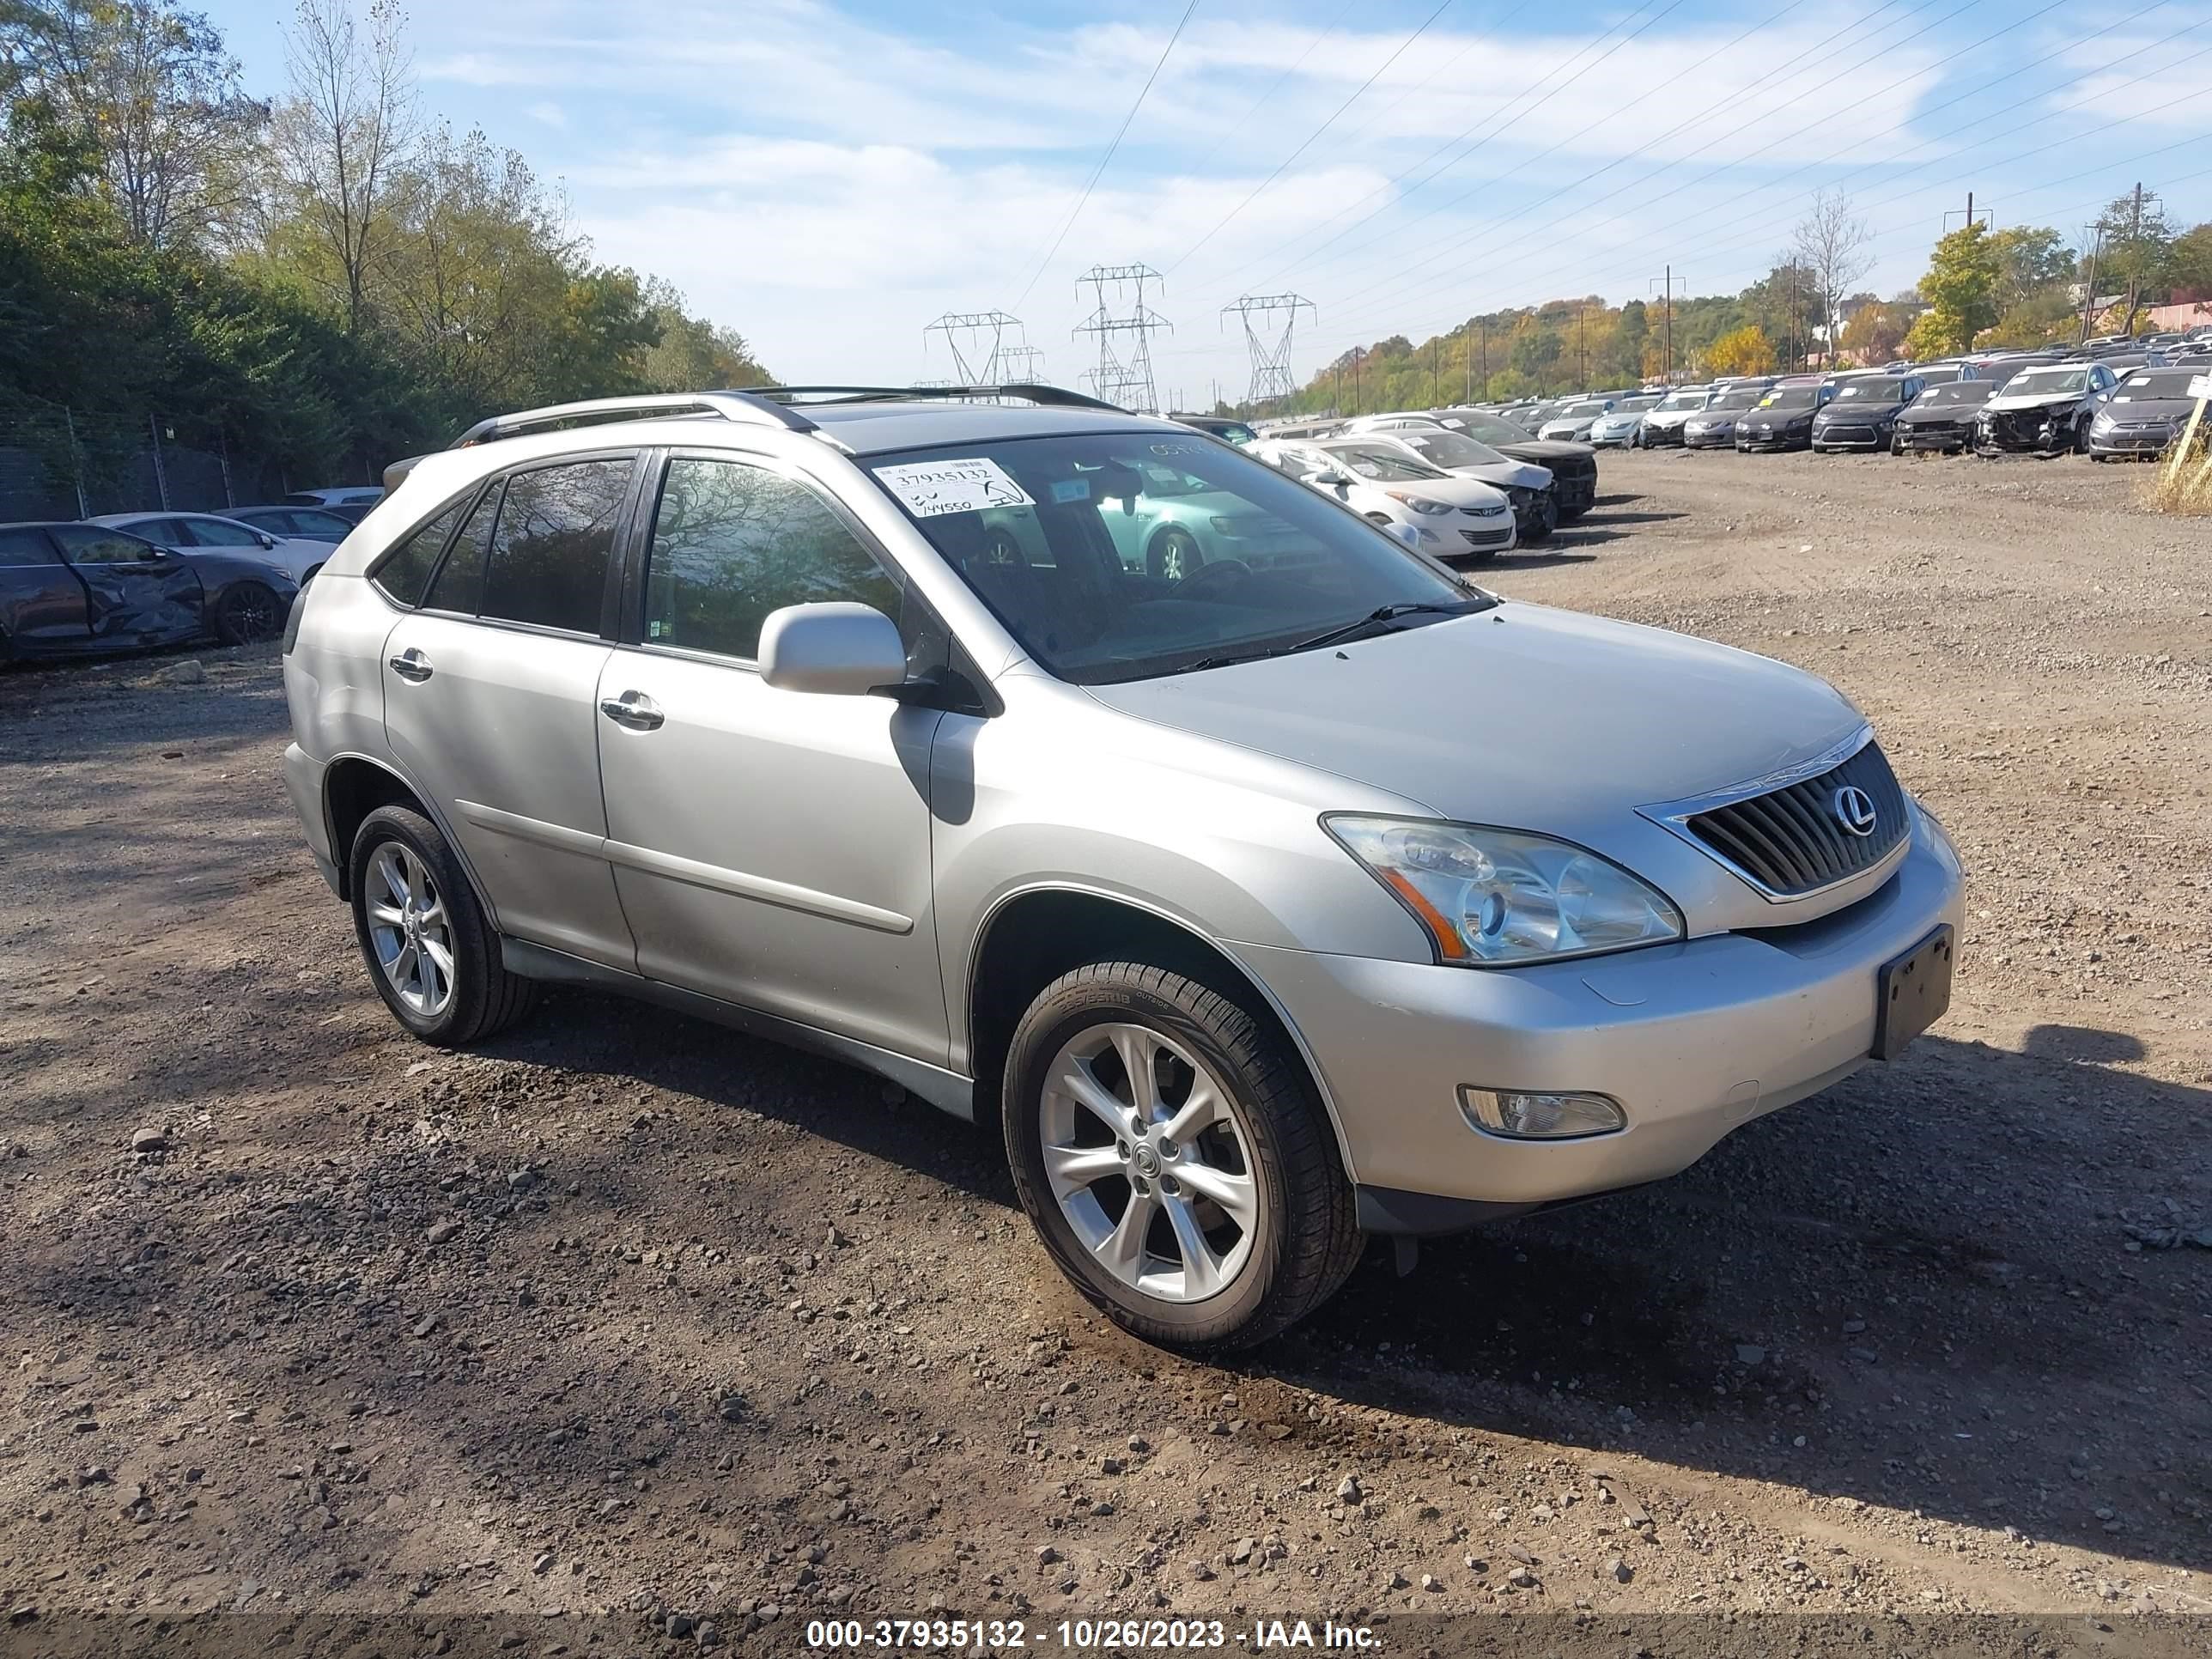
(0, 450, 2207, 1656)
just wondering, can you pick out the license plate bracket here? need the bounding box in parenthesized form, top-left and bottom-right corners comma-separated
(1874, 924, 1954, 1060)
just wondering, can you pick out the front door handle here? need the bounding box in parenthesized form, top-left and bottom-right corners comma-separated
(599, 690, 665, 731)
(388, 648, 433, 682)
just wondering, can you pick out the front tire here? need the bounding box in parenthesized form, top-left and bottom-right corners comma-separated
(348, 804, 536, 1046)
(1146, 527, 1203, 582)
(1002, 962, 1362, 1351)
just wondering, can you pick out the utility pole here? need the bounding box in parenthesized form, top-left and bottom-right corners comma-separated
(1942, 191, 1990, 235)
(2123, 182, 2146, 335)
(1431, 338, 1440, 406)
(2080, 225, 2106, 343)
(1479, 321, 1487, 393)
(1350, 346, 1365, 413)
(1650, 268, 1685, 382)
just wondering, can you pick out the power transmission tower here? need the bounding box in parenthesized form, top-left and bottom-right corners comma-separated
(922, 310, 1024, 386)
(1073, 264, 1171, 413)
(1221, 292, 1316, 411)
(997, 343, 1048, 385)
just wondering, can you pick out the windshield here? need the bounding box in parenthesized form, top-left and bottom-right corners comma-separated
(1656, 389, 1710, 411)
(1705, 388, 1764, 411)
(869, 433, 1472, 685)
(1832, 379, 1905, 403)
(1918, 383, 1996, 406)
(1612, 395, 1663, 413)
(2114, 371, 2199, 399)
(1392, 429, 1510, 469)
(1437, 411, 1535, 443)
(1321, 443, 1449, 482)
(2002, 368, 2089, 397)
(1759, 387, 1819, 410)
(1556, 402, 1609, 418)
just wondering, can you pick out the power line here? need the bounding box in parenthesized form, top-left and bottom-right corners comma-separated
(1164, 0, 1457, 276)
(1182, 0, 1359, 179)
(1012, 0, 1201, 310)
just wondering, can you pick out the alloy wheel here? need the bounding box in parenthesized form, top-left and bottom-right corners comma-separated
(364, 842, 456, 1018)
(1038, 1021, 1259, 1303)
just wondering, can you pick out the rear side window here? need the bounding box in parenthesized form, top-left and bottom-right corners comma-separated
(0, 527, 61, 565)
(642, 456, 901, 660)
(424, 487, 501, 615)
(480, 459, 631, 634)
(372, 502, 465, 607)
(183, 518, 261, 548)
(51, 526, 153, 564)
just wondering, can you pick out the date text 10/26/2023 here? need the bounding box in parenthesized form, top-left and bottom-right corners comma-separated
(804, 1618, 1380, 1650)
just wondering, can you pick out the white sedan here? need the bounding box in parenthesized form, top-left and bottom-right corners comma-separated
(90, 511, 331, 586)
(1253, 439, 1518, 561)
(1334, 422, 1557, 541)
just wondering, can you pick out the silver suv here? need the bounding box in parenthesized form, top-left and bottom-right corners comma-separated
(281, 386, 1964, 1350)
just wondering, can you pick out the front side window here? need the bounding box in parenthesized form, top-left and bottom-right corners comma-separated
(642, 456, 902, 661)
(52, 526, 155, 564)
(868, 432, 1473, 685)
(183, 517, 262, 547)
(372, 501, 465, 607)
(1395, 429, 1508, 468)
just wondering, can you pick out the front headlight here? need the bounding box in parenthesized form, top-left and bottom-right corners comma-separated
(1326, 817, 1683, 966)
(2090, 413, 2114, 432)
(1208, 515, 1249, 537)
(1383, 491, 1455, 515)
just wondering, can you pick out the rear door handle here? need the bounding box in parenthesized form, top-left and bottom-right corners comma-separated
(599, 691, 665, 731)
(388, 649, 433, 682)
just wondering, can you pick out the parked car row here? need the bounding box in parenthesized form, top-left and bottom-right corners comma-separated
(0, 487, 381, 665)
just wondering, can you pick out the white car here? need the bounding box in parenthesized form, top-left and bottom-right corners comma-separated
(1333, 422, 1558, 542)
(1538, 399, 1619, 441)
(1255, 439, 1517, 561)
(1587, 394, 1665, 448)
(88, 511, 331, 586)
(1635, 386, 1714, 448)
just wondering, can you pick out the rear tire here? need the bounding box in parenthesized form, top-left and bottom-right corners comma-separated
(348, 804, 536, 1046)
(1002, 962, 1362, 1352)
(213, 580, 283, 646)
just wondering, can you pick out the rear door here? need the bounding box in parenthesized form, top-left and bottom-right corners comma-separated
(378, 454, 638, 969)
(47, 526, 203, 645)
(0, 527, 91, 652)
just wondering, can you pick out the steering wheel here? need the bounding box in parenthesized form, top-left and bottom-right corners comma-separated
(1173, 558, 1252, 599)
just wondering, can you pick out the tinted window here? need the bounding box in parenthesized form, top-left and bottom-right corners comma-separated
(292, 509, 354, 537)
(373, 502, 466, 607)
(182, 517, 262, 547)
(479, 459, 630, 633)
(424, 487, 501, 615)
(0, 527, 61, 565)
(643, 458, 901, 660)
(52, 526, 155, 564)
(123, 518, 186, 544)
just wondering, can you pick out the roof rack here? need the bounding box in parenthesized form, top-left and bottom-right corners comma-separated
(449, 390, 819, 448)
(752, 383, 1128, 413)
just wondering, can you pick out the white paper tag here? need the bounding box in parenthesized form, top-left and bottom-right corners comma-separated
(874, 459, 1035, 518)
(2191, 374, 2212, 400)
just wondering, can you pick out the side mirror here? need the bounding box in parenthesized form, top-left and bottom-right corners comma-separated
(758, 602, 907, 697)
(137, 545, 164, 561)
(259, 532, 279, 549)
(1386, 522, 1422, 550)
(1315, 470, 1355, 489)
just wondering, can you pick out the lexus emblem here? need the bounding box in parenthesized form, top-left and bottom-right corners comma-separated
(1832, 785, 1879, 837)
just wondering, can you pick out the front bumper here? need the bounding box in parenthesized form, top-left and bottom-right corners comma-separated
(2087, 427, 2174, 456)
(1639, 422, 1689, 447)
(1232, 808, 1964, 1218)
(1681, 426, 1735, 449)
(1739, 426, 1813, 451)
(1550, 469, 1597, 516)
(282, 741, 342, 896)
(1899, 422, 1969, 452)
(1813, 422, 1890, 450)
(1976, 407, 2077, 453)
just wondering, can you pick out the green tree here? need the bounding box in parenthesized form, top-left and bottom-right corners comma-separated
(2094, 187, 2176, 332)
(1989, 225, 2075, 311)
(1908, 222, 2001, 357)
(2168, 222, 2212, 296)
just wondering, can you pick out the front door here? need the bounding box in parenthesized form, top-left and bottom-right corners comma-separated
(378, 456, 638, 969)
(46, 526, 203, 646)
(594, 451, 950, 1065)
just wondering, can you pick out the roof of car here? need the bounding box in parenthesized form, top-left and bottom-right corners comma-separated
(800, 399, 1181, 455)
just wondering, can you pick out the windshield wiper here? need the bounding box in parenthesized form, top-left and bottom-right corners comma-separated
(1181, 600, 1480, 672)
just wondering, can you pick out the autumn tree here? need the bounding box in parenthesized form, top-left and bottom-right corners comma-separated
(1, 0, 266, 246)
(1906, 222, 2000, 357)
(1840, 301, 1910, 363)
(1705, 325, 1777, 376)
(269, 0, 412, 332)
(1791, 189, 1873, 363)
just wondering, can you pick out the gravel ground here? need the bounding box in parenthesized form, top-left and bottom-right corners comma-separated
(0, 449, 2206, 1656)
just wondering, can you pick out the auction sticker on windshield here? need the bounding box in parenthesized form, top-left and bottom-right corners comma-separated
(875, 459, 1035, 517)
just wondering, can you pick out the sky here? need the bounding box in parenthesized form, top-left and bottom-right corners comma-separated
(202, 0, 2212, 404)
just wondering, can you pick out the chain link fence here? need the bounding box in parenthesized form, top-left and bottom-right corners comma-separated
(0, 393, 295, 522)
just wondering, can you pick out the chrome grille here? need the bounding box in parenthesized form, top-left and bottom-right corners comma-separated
(1682, 740, 1908, 897)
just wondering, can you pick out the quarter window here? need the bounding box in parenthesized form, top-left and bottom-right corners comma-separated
(480, 459, 631, 634)
(51, 526, 154, 564)
(373, 501, 465, 608)
(0, 527, 62, 565)
(642, 457, 901, 661)
(182, 517, 261, 547)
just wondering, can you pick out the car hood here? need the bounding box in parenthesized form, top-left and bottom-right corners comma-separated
(1485, 437, 1595, 468)
(1986, 389, 2088, 412)
(2099, 396, 2195, 419)
(1898, 403, 1984, 423)
(1436, 459, 1552, 491)
(1686, 409, 1747, 424)
(1643, 407, 1703, 426)
(1085, 601, 1863, 832)
(1818, 400, 1905, 418)
(1540, 421, 1596, 440)
(1746, 407, 1816, 424)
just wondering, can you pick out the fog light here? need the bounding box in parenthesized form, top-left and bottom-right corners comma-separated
(1458, 1086, 1626, 1139)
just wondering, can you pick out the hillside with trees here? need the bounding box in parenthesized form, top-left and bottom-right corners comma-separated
(0, 0, 768, 501)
